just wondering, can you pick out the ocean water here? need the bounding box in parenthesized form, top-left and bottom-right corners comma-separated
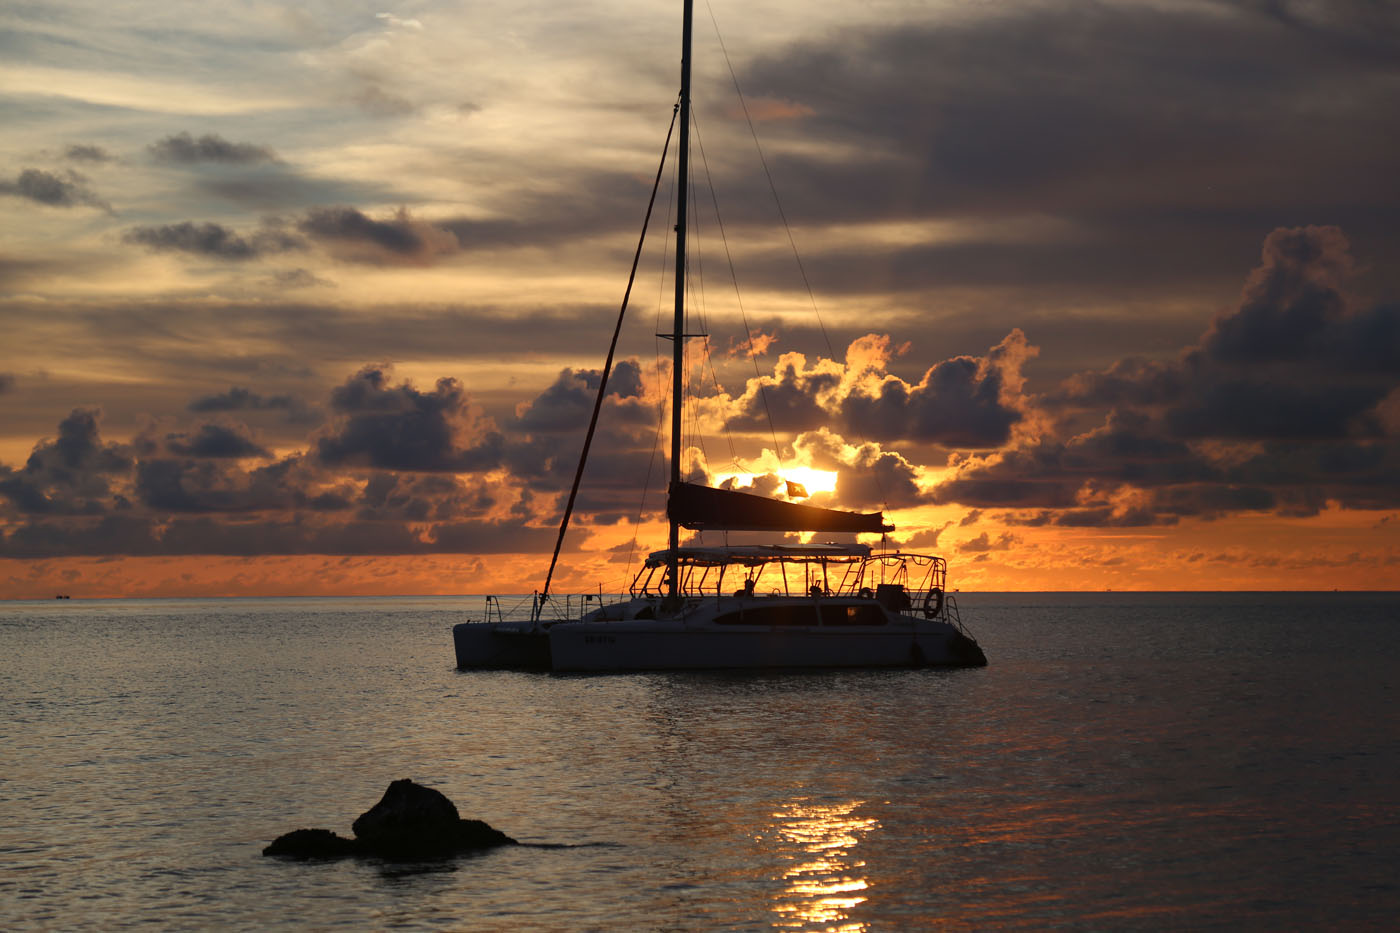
(2, 592, 1397, 930)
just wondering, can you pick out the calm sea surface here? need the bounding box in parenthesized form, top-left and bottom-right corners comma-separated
(2, 592, 1397, 930)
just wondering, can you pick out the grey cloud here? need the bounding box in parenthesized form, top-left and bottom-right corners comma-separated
(123, 221, 307, 260)
(164, 424, 272, 459)
(741, 3, 1400, 220)
(0, 409, 131, 516)
(834, 447, 923, 510)
(299, 207, 457, 265)
(317, 368, 500, 472)
(133, 452, 325, 515)
(357, 472, 490, 523)
(934, 226, 1400, 521)
(701, 0, 1400, 307)
(512, 361, 651, 433)
(0, 168, 110, 210)
(265, 268, 334, 289)
(1204, 226, 1354, 364)
(149, 132, 277, 165)
(64, 144, 113, 163)
(840, 354, 1019, 448)
(1163, 379, 1389, 440)
(188, 386, 305, 414)
(726, 361, 837, 435)
(1047, 226, 1399, 438)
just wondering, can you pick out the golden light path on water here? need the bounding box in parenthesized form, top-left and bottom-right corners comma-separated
(768, 799, 878, 931)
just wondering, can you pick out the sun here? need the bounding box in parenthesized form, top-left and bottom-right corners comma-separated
(712, 467, 839, 497)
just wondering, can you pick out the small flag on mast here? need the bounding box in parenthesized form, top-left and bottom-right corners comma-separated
(785, 480, 809, 499)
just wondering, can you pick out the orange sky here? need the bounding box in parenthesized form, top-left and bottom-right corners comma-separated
(2, 1, 1397, 598)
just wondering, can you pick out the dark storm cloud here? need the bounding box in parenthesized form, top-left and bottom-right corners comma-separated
(163, 424, 272, 459)
(148, 132, 277, 165)
(0, 168, 110, 210)
(512, 361, 651, 433)
(317, 367, 500, 472)
(123, 221, 307, 260)
(357, 472, 491, 523)
(1049, 228, 1399, 435)
(839, 353, 1018, 448)
(0, 377, 597, 558)
(741, 2, 1400, 217)
(933, 226, 1400, 521)
(0, 409, 131, 515)
(725, 359, 837, 434)
(136, 459, 280, 513)
(703, 0, 1400, 301)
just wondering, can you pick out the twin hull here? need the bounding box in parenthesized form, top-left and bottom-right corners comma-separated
(453, 600, 985, 673)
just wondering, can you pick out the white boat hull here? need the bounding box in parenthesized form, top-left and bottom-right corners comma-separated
(452, 621, 550, 670)
(454, 595, 985, 672)
(548, 617, 980, 672)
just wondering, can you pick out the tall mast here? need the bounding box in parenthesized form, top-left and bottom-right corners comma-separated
(668, 0, 693, 600)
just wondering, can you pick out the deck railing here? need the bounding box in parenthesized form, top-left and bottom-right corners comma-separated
(479, 593, 617, 625)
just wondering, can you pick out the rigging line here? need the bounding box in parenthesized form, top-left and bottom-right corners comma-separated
(688, 109, 750, 474)
(626, 105, 684, 591)
(683, 150, 713, 479)
(684, 176, 738, 473)
(704, 3, 888, 517)
(540, 101, 679, 603)
(691, 110, 784, 471)
(704, 0, 836, 364)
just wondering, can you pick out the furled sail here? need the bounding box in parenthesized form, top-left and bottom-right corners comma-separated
(667, 482, 891, 533)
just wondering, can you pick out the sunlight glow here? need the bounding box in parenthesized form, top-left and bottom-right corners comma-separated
(712, 468, 838, 497)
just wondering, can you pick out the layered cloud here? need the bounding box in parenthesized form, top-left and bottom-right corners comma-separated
(3, 1, 1397, 592)
(5, 224, 1393, 564)
(121, 208, 461, 266)
(933, 227, 1400, 525)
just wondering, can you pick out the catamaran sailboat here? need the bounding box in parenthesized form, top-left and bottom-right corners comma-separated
(452, 0, 985, 673)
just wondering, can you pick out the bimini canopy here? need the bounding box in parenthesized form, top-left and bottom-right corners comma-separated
(667, 482, 892, 534)
(644, 543, 872, 568)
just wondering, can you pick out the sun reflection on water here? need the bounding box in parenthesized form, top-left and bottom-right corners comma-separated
(768, 799, 878, 932)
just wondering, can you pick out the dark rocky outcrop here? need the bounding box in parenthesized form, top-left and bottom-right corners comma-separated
(262, 827, 360, 858)
(263, 779, 517, 860)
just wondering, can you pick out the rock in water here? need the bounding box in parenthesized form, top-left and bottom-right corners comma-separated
(263, 779, 516, 860)
(354, 779, 470, 857)
(262, 828, 359, 859)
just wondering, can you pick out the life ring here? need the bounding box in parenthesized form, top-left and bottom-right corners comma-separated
(923, 586, 944, 618)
